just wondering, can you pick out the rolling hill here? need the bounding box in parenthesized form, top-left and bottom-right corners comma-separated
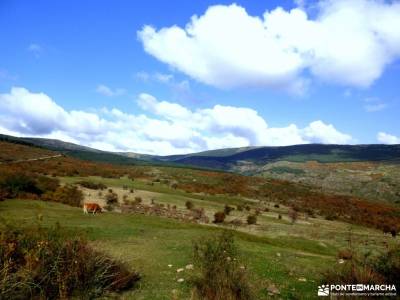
(2, 133, 400, 171)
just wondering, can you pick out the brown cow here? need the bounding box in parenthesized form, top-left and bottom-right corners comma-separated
(83, 203, 102, 215)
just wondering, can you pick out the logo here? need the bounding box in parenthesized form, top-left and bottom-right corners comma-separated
(317, 284, 397, 297)
(318, 285, 330, 296)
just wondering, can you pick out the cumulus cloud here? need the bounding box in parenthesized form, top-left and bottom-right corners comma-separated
(96, 84, 126, 97)
(377, 132, 400, 144)
(0, 87, 353, 155)
(138, 0, 400, 91)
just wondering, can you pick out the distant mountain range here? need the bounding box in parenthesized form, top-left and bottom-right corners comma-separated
(1, 133, 399, 172)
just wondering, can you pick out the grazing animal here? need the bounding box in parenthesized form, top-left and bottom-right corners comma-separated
(83, 203, 102, 215)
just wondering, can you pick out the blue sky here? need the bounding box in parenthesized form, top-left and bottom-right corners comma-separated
(0, 0, 399, 154)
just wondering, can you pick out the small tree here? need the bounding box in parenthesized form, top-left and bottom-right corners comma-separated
(213, 211, 226, 224)
(185, 200, 194, 210)
(106, 192, 118, 205)
(247, 215, 257, 225)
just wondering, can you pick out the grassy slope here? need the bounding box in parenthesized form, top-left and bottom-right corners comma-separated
(254, 161, 400, 205)
(0, 200, 332, 299)
(2, 174, 396, 299)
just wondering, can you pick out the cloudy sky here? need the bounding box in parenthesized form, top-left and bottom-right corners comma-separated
(0, 0, 399, 155)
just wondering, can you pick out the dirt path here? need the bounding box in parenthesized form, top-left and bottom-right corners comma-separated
(0, 154, 63, 164)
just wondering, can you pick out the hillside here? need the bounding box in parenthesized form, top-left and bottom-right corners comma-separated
(0, 134, 146, 166)
(1, 139, 400, 299)
(2, 134, 399, 204)
(152, 144, 400, 170)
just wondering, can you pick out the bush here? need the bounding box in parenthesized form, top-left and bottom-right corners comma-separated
(0, 171, 40, 198)
(134, 196, 142, 204)
(36, 176, 60, 194)
(76, 180, 107, 190)
(224, 205, 234, 216)
(43, 184, 83, 207)
(338, 249, 353, 260)
(382, 224, 398, 237)
(186, 200, 194, 210)
(106, 192, 118, 205)
(325, 213, 338, 221)
(236, 205, 243, 211)
(0, 223, 140, 299)
(322, 245, 400, 289)
(213, 211, 226, 224)
(246, 215, 257, 225)
(373, 245, 400, 288)
(191, 231, 253, 300)
(274, 204, 280, 208)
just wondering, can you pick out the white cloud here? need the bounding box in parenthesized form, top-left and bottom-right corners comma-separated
(96, 84, 126, 97)
(0, 87, 353, 155)
(363, 96, 387, 112)
(377, 132, 400, 144)
(138, 1, 400, 91)
(302, 120, 353, 144)
(364, 103, 387, 112)
(135, 71, 174, 83)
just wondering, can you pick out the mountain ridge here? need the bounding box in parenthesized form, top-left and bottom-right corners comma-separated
(1, 133, 399, 171)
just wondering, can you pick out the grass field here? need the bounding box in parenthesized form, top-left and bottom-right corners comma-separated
(2, 173, 397, 299)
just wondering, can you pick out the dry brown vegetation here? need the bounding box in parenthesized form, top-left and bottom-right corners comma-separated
(0, 223, 140, 299)
(1, 141, 400, 233)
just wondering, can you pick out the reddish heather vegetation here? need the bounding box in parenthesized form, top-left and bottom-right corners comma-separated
(1, 141, 399, 233)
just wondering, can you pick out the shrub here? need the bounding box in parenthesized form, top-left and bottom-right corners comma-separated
(236, 205, 243, 211)
(44, 184, 83, 207)
(338, 249, 353, 260)
(382, 224, 398, 237)
(106, 192, 118, 205)
(278, 214, 282, 220)
(246, 215, 257, 225)
(134, 196, 142, 204)
(322, 259, 384, 287)
(213, 211, 226, 224)
(0, 223, 140, 299)
(186, 200, 194, 210)
(274, 204, 280, 208)
(322, 245, 400, 289)
(373, 244, 400, 288)
(224, 205, 234, 216)
(192, 208, 206, 221)
(76, 180, 107, 190)
(191, 231, 253, 300)
(325, 213, 338, 221)
(0, 171, 40, 198)
(36, 176, 60, 194)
